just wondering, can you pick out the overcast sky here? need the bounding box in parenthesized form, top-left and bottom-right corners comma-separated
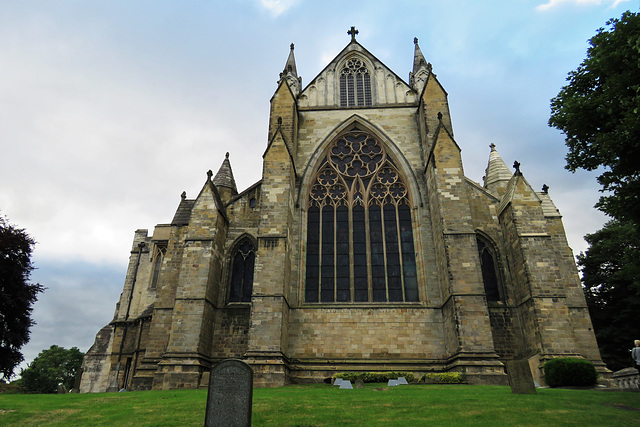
(1, 0, 632, 374)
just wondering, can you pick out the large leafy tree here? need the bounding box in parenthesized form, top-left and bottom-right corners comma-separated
(0, 214, 44, 381)
(20, 345, 84, 393)
(579, 220, 640, 371)
(549, 11, 640, 224)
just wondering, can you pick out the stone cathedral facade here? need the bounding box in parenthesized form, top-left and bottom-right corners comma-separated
(80, 30, 606, 392)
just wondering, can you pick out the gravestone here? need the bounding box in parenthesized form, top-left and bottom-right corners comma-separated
(397, 377, 409, 385)
(333, 378, 343, 386)
(354, 379, 365, 389)
(339, 380, 353, 389)
(205, 359, 253, 427)
(387, 379, 399, 387)
(505, 360, 536, 394)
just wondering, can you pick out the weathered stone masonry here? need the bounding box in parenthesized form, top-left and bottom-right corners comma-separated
(80, 31, 606, 392)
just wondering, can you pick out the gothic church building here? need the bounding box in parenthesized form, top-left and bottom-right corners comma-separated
(80, 30, 605, 391)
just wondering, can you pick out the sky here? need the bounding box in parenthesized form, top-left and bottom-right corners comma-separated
(0, 0, 634, 375)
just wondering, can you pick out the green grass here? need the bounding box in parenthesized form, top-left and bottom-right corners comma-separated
(1, 384, 640, 426)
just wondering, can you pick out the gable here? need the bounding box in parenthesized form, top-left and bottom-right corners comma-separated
(298, 42, 417, 109)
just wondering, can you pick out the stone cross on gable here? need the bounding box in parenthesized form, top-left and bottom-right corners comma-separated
(348, 26, 359, 41)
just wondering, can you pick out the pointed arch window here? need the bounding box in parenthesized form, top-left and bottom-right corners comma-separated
(305, 128, 418, 303)
(476, 236, 502, 302)
(229, 238, 256, 303)
(339, 58, 372, 107)
(150, 242, 167, 289)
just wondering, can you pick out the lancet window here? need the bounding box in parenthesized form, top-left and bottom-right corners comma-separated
(150, 243, 166, 289)
(305, 128, 418, 303)
(229, 238, 256, 303)
(476, 236, 502, 302)
(339, 58, 372, 107)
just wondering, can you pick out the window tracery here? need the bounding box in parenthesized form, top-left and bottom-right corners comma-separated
(150, 243, 167, 289)
(339, 58, 372, 107)
(229, 238, 255, 303)
(305, 128, 418, 303)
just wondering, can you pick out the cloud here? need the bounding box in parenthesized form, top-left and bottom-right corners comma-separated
(535, 0, 630, 11)
(259, 0, 301, 16)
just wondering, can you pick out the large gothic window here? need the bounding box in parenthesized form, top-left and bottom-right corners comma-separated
(339, 58, 372, 108)
(305, 128, 418, 303)
(476, 236, 502, 302)
(229, 238, 256, 303)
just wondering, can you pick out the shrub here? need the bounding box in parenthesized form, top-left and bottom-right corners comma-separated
(333, 371, 415, 383)
(543, 357, 598, 388)
(419, 372, 465, 384)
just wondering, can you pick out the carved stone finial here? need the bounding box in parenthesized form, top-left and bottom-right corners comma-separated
(207, 169, 213, 180)
(489, 143, 496, 150)
(181, 191, 187, 200)
(542, 184, 549, 193)
(513, 161, 521, 173)
(348, 26, 359, 42)
(414, 37, 418, 45)
(225, 152, 229, 159)
(437, 112, 443, 121)
(290, 43, 294, 51)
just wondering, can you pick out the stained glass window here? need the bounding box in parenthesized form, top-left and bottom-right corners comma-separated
(229, 239, 256, 303)
(339, 58, 372, 108)
(305, 128, 418, 303)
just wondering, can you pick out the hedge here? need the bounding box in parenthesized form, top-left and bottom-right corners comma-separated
(543, 357, 598, 388)
(419, 372, 465, 384)
(333, 372, 415, 383)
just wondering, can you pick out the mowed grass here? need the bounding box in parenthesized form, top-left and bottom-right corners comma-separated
(1, 384, 640, 426)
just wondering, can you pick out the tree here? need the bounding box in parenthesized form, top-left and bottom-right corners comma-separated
(0, 214, 44, 381)
(549, 11, 640, 224)
(20, 345, 84, 393)
(579, 220, 640, 371)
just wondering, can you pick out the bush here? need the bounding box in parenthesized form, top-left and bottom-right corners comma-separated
(419, 372, 465, 384)
(543, 357, 598, 388)
(333, 371, 414, 383)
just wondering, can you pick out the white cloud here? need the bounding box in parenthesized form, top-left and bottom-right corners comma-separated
(536, 0, 630, 11)
(259, 0, 301, 16)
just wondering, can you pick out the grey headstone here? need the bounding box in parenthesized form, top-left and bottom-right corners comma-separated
(354, 379, 365, 389)
(339, 380, 353, 389)
(56, 384, 67, 394)
(387, 379, 399, 387)
(205, 359, 253, 427)
(333, 378, 343, 386)
(505, 360, 537, 394)
(397, 377, 409, 385)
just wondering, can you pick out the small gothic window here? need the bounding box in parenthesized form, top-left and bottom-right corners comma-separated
(150, 243, 167, 289)
(477, 237, 501, 302)
(249, 198, 256, 208)
(229, 239, 256, 303)
(305, 127, 418, 303)
(339, 58, 372, 108)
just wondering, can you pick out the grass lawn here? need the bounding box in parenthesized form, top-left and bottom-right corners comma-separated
(1, 384, 640, 426)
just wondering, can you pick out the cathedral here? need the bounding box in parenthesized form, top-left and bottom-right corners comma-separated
(80, 28, 606, 392)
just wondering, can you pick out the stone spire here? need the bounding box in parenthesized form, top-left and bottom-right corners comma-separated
(278, 43, 302, 95)
(213, 152, 238, 203)
(483, 143, 512, 197)
(409, 37, 432, 93)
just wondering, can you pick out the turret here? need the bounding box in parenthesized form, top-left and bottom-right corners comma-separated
(483, 143, 512, 197)
(278, 43, 301, 96)
(212, 152, 238, 204)
(409, 37, 431, 93)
